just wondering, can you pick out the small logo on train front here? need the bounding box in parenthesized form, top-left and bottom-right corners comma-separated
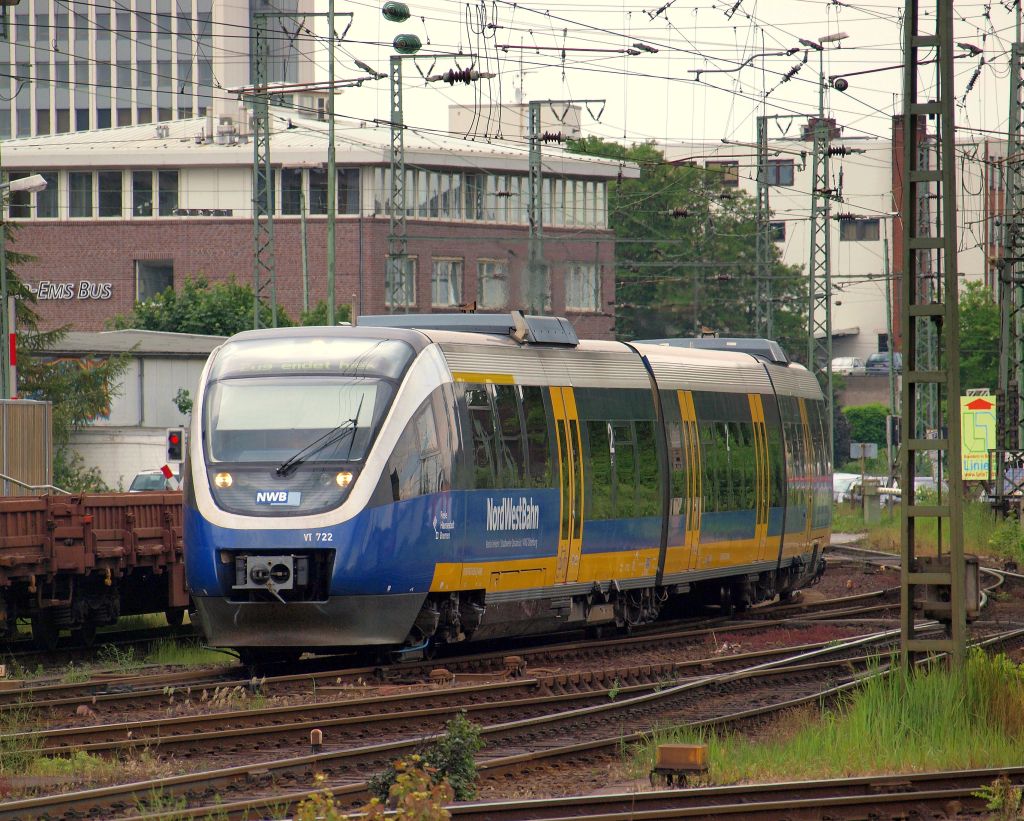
(486, 497, 540, 531)
(254, 490, 302, 506)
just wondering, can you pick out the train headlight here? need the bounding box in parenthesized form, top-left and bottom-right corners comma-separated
(214, 471, 233, 489)
(335, 471, 353, 488)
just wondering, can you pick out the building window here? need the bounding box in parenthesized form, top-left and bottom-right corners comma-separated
(339, 168, 359, 215)
(7, 172, 30, 218)
(136, 259, 173, 302)
(477, 260, 508, 309)
(98, 171, 122, 217)
(37, 173, 58, 218)
(770, 221, 786, 242)
(281, 168, 303, 215)
(385, 256, 416, 309)
(306, 168, 359, 216)
(706, 160, 739, 187)
(766, 159, 794, 186)
(839, 217, 880, 241)
(69, 171, 93, 217)
(309, 168, 328, 215)
(465, 174, 485, 220)
(431, 258, 462, 307)
(157, 170, 178, 216)
(133, 171, 153, 216)
(565, 263, 600, 312)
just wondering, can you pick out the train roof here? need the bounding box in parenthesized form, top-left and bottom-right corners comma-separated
(636, 337, 790, 365)
(218, 314, 822, 399)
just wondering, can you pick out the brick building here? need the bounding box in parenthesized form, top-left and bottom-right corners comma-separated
(3, 111, 633, 338)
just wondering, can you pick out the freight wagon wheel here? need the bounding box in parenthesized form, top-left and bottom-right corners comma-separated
(31, 612, 60, 652)
(72, 621, 97, 648)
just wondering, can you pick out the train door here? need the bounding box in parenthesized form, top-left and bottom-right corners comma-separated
(798, 399, 815, 546)
(748, 394, 771, 562)
(550, 387, 584, 583)
(676, 390, 703, 571)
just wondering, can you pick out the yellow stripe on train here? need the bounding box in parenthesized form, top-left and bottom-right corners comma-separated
(429, 537, 782, 594)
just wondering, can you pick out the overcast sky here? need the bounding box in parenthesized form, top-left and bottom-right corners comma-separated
(292, 0, 1021, 151)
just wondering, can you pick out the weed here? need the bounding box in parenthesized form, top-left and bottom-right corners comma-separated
(144, 638, 234, 668)
(134, 788, 188, 820)
(97, 644, 142, 673)
(608, 678, 621, 700)
(974, 775, 1023, 820)
(198, 684, 266, 711)
(298, 759, 453, 820)
(60, 663, 90, 684)
(369, 711, 483, 802)
(30, 750, 119, 779)
(0, 707, 40, 775)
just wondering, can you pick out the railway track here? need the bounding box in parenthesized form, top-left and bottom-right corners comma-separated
(446, 765, 1024, 820)
(0, 625, 962, 821)
(29, 631, 890, 759)
(115, 626, 1024, 821)
(1, 589, 896, 720)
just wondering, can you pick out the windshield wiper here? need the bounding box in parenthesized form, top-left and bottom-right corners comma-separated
(276, 396, 365, 477)
(276, 419, 357, 477)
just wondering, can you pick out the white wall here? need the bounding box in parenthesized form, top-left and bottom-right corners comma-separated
(70, 427, 177, 490)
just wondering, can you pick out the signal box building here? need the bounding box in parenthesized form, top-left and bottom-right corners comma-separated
(3, 111, 633, 339)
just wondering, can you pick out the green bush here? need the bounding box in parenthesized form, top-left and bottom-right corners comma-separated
(842, 403, 888, 448)
(369, 712, 483, 802)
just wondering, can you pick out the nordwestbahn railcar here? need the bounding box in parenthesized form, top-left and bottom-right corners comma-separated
(183, 313, 831, 662)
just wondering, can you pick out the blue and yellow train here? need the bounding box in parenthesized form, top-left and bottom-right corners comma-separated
(183, 313, 831, 662)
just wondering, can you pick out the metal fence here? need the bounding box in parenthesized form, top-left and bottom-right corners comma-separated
(0, 399, 53, 496)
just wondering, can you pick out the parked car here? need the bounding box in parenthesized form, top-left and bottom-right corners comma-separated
(865, 351, 902, 375)
(833, 472, 861, 503)
(831, 356, 866, 376)
(128, 468, 179, 492)
(848, 477, 901, 507)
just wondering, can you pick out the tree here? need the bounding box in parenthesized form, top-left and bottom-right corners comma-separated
(958, 279, 998, 393)
(843, 403, 888, 447)
(111, 275, 353, 337)
(567, 137, 809, 359)
(5, 224, 129, 491)
(110, 275, 293, 336)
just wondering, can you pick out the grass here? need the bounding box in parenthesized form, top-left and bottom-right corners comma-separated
(628, 649, 1024, 785)
(144, 638, 235, 668)
(831, 499, 1023, 563)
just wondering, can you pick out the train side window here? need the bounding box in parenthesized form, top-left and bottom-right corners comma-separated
(465, 384, 497, 489)
(635, 421, 660, 516)
(729, 421, 756, 510)
(585, 421, 613, 519)
(661, 390, 685, 516)
(387, 399, 441, 501)
(521, 386, 553, 487)
(762, 398, 785, 508)
(494, 384, 526, 486)
(611, 422, 637, 518)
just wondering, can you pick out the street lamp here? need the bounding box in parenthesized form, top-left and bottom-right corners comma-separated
(1, 173, 49, 400)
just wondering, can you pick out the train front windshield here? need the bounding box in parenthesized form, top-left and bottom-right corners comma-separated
(203, 337, 414, 466)
(205, 379, 390, 464)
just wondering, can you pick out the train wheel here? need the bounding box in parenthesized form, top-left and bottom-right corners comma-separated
(165, 608, 186, 628)
(72, 621, 97, 648)
(31, 612, 60, 652)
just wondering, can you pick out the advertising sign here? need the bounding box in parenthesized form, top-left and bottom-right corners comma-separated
(961, 394, 996, 481)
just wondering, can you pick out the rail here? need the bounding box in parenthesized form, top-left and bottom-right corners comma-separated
(0, 472, 71, 494)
